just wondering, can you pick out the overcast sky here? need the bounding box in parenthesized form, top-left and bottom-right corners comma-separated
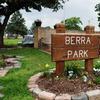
(20, 0, 100, 31)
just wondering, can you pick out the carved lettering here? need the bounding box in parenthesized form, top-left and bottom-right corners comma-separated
(66, 50, 88, 59)
(65, 36, 91, 45)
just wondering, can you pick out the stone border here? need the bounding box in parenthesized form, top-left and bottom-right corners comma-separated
(28, 73, 100, 100)
(0, 56, 21, 77)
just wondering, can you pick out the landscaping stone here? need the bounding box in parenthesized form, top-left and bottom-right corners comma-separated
(5, 58, 15, 61)
(0, 56, 21, 77)
(14, 62, 21, 68)
(28, 84, 38, 89)
(33, 87, 42, 96)
(55, 94, 71, 100)
(0, 93, 4, 98)
(29, 88, 34, 92)
(28, 73, 43, 94)
(28, 81, 36, 86)
(35, 97, 39, 100)
(38, 91, 56, 100)
(71, 92, 88, 100)
(86, 90, 100, 100)
(29, 73, 42, 82)
(28, 73, 100, 100)
(0, 69, 9, 77)
(5, 66, 14, 69)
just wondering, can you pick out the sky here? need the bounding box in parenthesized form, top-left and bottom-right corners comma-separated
(20, 0, 100, 31)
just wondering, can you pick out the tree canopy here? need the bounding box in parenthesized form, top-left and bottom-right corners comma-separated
(0, 0, 65, 16)
(30, 19, 42, 31)
(6, 11, 27, 38)
(0, 0, 66, 47)
(30, 22, 36, 32)
(62, 17, 83, 31)
(95, 3, 100, 27)
(0, 0, 65, 31)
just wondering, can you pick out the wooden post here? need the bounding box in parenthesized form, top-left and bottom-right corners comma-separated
(54, 23, 66, 76)
(84, 25, 95, 74)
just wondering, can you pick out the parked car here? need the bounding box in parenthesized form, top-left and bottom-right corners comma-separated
(22, 34, 34, 45)
(19, 31, 34, 47)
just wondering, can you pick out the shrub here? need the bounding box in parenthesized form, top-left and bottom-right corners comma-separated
(95, 77, 100, 84)
(64, 63, 82, 78)
(94, 61, 100, 69)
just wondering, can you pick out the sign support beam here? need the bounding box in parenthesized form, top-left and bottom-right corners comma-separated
(84, 26, 95, 74)
(54, 23, 66, 76)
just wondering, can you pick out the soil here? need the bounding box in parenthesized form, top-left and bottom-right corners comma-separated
(36, 76, 100, 95)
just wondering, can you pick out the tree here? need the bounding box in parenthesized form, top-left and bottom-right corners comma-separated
(31, 22, 36, 31)
(62, 17, 83, 31)
(6, 11, 27, 38)
(95, 3, 100, 27)
(0, 0, 65, 47)
(30, 19, 42, 32)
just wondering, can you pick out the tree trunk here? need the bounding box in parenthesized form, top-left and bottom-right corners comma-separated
(0, 33, 4, 48)
(0, 25, 5, 48)
(0, 15, 10, 48)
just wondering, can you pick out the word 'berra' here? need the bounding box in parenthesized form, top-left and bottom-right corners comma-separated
(65, 36, 91, 45)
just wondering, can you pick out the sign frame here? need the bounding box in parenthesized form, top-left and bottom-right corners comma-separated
(51, 34, 99, 62)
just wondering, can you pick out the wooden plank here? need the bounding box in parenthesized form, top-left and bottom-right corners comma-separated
(52, 34, 99, 48)
(51, 34, 99, 61)
(52, 48, 99, 61)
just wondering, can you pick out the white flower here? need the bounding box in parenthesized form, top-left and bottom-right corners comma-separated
(83, 75, 88, 82)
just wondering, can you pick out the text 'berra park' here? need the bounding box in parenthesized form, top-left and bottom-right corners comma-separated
(52, 34, 99, 61)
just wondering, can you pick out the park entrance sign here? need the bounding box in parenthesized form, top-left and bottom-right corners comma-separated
(52, 34, 99, 61)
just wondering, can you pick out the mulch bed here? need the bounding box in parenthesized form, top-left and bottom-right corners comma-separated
(36, 76, 100, 95)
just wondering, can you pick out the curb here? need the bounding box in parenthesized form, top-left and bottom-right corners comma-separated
(28, 73, 100, 100)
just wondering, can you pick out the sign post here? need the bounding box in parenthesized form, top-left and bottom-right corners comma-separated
(84, 26, 95, 73)
(54, 23, 66, 75)
(51, 33, 99, 76)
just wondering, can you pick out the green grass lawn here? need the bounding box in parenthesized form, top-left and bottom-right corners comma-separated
(0, 48, 55, 100)
(4, 38, 22, 46)
(0, 38, 99, 100)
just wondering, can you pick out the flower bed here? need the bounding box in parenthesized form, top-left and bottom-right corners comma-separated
(28, 73, 100, 100)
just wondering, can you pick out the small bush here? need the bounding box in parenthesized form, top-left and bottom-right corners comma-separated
(94, 61, 100, 69)
(43, 71, 52, 78)
(95, 77, 100, 84)
(64, 63, 82, 78)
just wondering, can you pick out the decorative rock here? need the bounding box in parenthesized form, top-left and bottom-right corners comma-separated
(38, 91, 56, 100)
(55, 94, 71, 100)
(33, 87, 42, 96)
(86, 90, 100, 100)
(0, 93, 4, 98)
(28, 81, 36, 86)
(5, 58, 15, 62)
(35, 97, 39, 100)
(0, 56, 21, 77)
(29, 73, 42, 82)
(0, 69, 9, 77)
(29, 88, 34, 92)
(28, 84, 38, 89)
(71, 92, 88, 100)
(14, 62, 21, 68)
(28, 73, 100, 100)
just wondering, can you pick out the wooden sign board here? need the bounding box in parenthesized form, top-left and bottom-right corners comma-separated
(51, 34, 99, 61)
